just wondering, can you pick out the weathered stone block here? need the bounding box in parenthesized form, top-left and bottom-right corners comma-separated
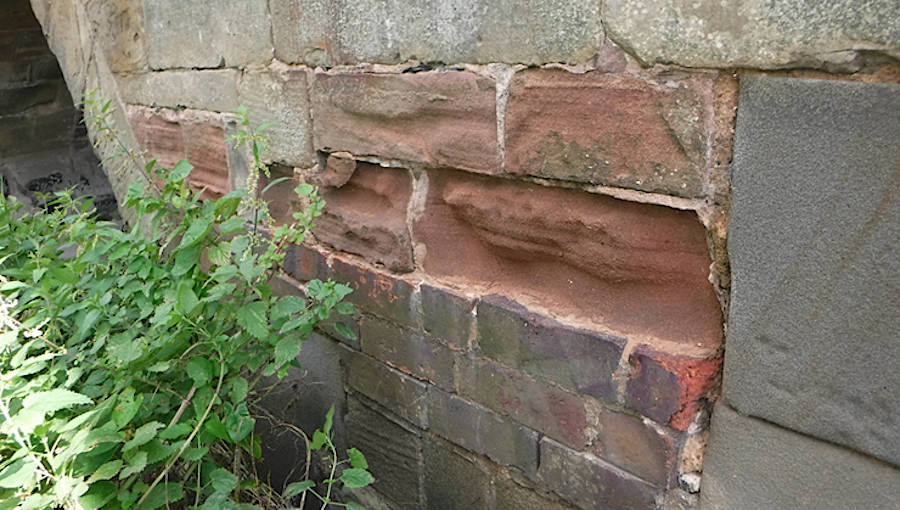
(590, 409, 679, 487)
(505, 68, 714, 198)
(181, 115, 231, 198)
(477, 294, 625, 402)
(702, 402, 900, 510)
(270, 0, 602, 66)
(624, 346, 721, 430)
(456, 357, 588, 449)
(237, 66, 315, 168)
(726, 76, 900, 465)
(495, 471, 577, 510)
(603, 0, 900, 70)
(346, 396, 424, 507)
(127, 106, 185, 171)
(283, 244, 330, 283)
(420, 283, 474, 350)
(424, 436, 494, 510)
(120, 70, 239, 112)
(331, 256, 417, 327)
(142, 0, 272, 69)
(315, 162, 414, 273)
(345, 351, 428, 427)
(258, 164, 299, 226)
(0, 82, 60, 114)
(310, 71, 498, 173)
(360, 316, 456, 391)
(538, 437, 659, 510)
(427, 388, 538, 477)
(0, 109, 76, 158)
(414, 169, 722, 347)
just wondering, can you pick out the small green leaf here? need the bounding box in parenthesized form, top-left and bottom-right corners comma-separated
(346, 502, 366, 510)
(171, 160, 194, 181)
(333, 321, 357, 340)
(310, 430, 326, 451)
(347, 448, 368, 469)
(219, 217, 247, 235)
(112, 391, 143, 429)
(205, 417, 229, 441)
(123, 421, 163, 451)
(274, 336, 301, 367)
(336, 302, 355, 315)
(225, 403, 254, 443)
(160, 422, 192, 440)
(78, 481, 117, 510)
(176, 281, 200, 316)
(138, 481, 184, 510)
(323, 405, 335, 436)
(120, 450, 148, 479)
(283, 480, 315, 498)
(0, 458, 37, 489)
(236, 300, 268, 339)
(229, 377, 249, 403)
(209, 468, 237, 494)
(339, 468, 374, 489)
(181, 446, 208, 461)
(87, 460, 123, 483)
(186, 357, 214, 385)
(22, 389, 92, 414)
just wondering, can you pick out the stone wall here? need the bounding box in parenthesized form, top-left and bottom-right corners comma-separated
(20, 0, 899, 509)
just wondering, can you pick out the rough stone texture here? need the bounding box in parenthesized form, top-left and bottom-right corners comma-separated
(590, 408, 678, 488)
(29, 0, 90, 100)
(181, 115, 231, 198)
(346, 396, 424, 508)
(237, 66, 315, 168)
(345, 351, 428, 428)
(142, 0, 272, 69)
(625, 346, 721, 430)
(726, 75, 900, 465)
(538, 437, 659, 510)
(603, 0, 900, 70)
(315, 162, 414, 272)
(424, 436, 494, 510)
(476, 294, 625, 402)
(283, 244, 330, 283)
(505, 68, 714, 198)
(310, 71, 498, 173)
(419, 283, 474, 350)
(702, 402, 900, 510)
(258, 164, 299, 226)
(331, 256, 417, 327)
(414, 169, 722, 347)
(126, 106, 185, 171)
(456, 357, 588, 449)
(120, 70, 239, 112)
(495, 471, 578, 510)
(270, 0, 603, 66)
(427, 388, 538, 477)
(360, 316, 456, 391)
(80, 0, 147, 73)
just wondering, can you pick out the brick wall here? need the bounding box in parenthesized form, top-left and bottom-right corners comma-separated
(23, 0, 899, 508)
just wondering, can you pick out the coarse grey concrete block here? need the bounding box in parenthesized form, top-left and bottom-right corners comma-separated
(142, 0, 272, 69)
(725, 75, 900, 466)
(603, 0, 900, 70)
(701, 402, 900, 510)
(119, 70, 239, 112)
(270, 0, 602, 66)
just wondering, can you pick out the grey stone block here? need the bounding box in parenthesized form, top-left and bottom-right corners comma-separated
(701, 402, 900, 510)
(726, 75, 900, 466)
(120, 70, 239, 112)
(270, 0, 602, 66)
(424, 436, 494, 510)
(143, 0, 272, 69)
(237, 67, 314, 168)
(603, 0, 900, 70)
(345, 351, 429, 428)
(427, 388, 539, 477)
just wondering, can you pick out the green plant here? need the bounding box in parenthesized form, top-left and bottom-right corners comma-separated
(0, 98, 372, 509)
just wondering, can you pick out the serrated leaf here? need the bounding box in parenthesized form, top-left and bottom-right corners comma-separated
(225, 403, 254, 443)
(272, 296, 306, 321)
(236, 300, 268, 339)
(78, 481, 116, 510)
(283, 480, 315, 498)
(182, 446, 208, 461)
(339, 468, 374, 489)
(87, 460, 123, 483)
(113, 391, 143, 429)
(229, 377, 248, 403)
(274, 336, 301, 367)
(159, 422, 192, 440)
(123, 421, 163, 451)
(347, 448, 368, 469)
(186, 357, 214, 385)
(171, 160, 194, 181)
(205, 417, 229, 441)
(336, 302, 355, 315)
(180, 217, 212, 248)
(207, 244, 229, 266)
(22, 389, 92, 414)
(11, 408, 44, 435)
(138, 481, 183, 510)
(209, 468, 237, 494)
(120, 451, 147, 479)
(219, 217, 247, 235)
(176, 281, 200, 316)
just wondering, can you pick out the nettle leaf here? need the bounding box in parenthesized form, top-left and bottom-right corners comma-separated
(176, 281, 200, 316)
(274, 336, 301, 367)
(171, 159, 194, 181)
(113, 390, 143, 429)
(283, 480, 315, 499)
(229, 377, 249, 403)
(182, 446, 208, 462)
(120, 450, 148, 479)
(339, 468, 374, 489)
(272, 296, 306, 321)
(159, 422, 192, 440)
(186, 357, 214, 385)
(226, 403, 254, 443)
(78, 481, 116, 510)
(180, 216, 212, 249)
(139, 481, 184, 510)
(347, 448, 368, 470)
(22, 389, 92, 414)
(123, 421, 163, 452)
(208, 468, 237, 494)
(236, 300, 268, 339)
(87, 460, 123, 483)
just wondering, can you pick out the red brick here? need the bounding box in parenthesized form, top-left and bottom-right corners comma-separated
(315, 161, 414, 272)
(457, 357, 589, 449)
(505, 68, 714, 198)
(310, 70, 498, 173)
(330, 255, 416, 327)
(128, 106, 185, 172)
(413, 169, 723, 347)
(625, 346, 722, 430)
(182, 115, 231, 199)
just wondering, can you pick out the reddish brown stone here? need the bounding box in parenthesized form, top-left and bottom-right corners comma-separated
(311, 152, 356, 188)
(127, 106, 185, 172)
(182, 116, 231, 198)
(283, 244, 330, 283)
(413, 169, 723, 347)
(315, 162, 414, 272)
(625, 346, 722, 430)
(330, 255, 416, 327)
(505, 68, 715, 198)
(457, 357, 589, 449)
(259, 164, 300, 226)
(310, 71, 499, 173)
(590, 409, 679, 487)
